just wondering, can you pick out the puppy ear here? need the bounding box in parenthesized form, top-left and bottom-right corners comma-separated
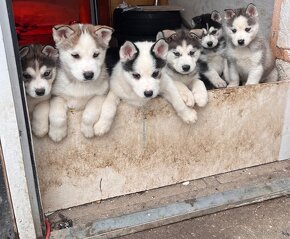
(95, 26, 114, 46)
(189, 29, 203, 40)
(120, 41, 138, 62)
(192, 16, 202, 27)
(42, 45, 59, 58)
(224, 9, 235, 20)
(246, 3, 258, 17)
(151, 39, 168, 60)
(156, 31, 164, 41)
(211, 10, 222, 23)
(19, 46, 30, 58)
(52, 25, 74, 44)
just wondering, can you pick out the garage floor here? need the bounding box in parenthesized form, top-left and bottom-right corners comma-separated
(120, 196, 290, 239)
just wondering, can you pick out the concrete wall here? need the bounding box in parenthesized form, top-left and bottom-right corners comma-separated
(169, 0, 274, 39)
(33, 82, 290, 212)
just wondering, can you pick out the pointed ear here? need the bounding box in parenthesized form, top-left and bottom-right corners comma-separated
(246, 3, 258, 17)
(95, 26, 114, 46)
(52, 25, 74, 44)
(19, 46, 29, 58)
(189, 29, 203, 40)
(192, 16, 202, 27)
(120, 41, 138, 62)
(224, 9, 235, 20)
(42, 45, 59, 58)
(152, 39, 168, 60)
(156, 31, 164, 41)
(211, 10, 222, 23)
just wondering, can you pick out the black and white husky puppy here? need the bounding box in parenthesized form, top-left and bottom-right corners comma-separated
(192, 11, 229, 88)
(224, 3, 278, 87)
(156, 29, 208, 108)
(20, 44, 58, 137)
(93, 39, 197, 136)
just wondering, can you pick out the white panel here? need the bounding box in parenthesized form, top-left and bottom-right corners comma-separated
(277, 0, 290, 48)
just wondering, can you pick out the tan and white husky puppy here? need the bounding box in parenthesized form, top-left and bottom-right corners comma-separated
(49, 24, 113, 142)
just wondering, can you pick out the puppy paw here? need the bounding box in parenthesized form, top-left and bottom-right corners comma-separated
(49, 126, 67, 142)
(178, 108, 197, 124)
(180, 90, 195, 107)
(94, 121, 111, 136)
(227, 82, 239, 88)
(81, 122, 95, 138)
(212, 77, 227, 88)
(32, 121, 48, 138)
(194, 92, 208, 107)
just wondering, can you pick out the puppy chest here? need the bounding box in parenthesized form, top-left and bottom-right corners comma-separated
(207, 54, 224, 73)
(232, 49, 262, 73)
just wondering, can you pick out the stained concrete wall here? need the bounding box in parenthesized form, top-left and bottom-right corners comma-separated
(33, 82, 290, 212)
(169, 0, 274, 39)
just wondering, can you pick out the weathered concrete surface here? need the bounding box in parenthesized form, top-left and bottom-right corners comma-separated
(33, 82, 290, 212)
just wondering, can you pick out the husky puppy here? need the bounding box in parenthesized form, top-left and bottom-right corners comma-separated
(224, 3, 278, 87)
(156, 29, 208, 108)
(192, 11, 229, 88)
(93, 39, 197, 136)
(20, 44, 58, 137)
(49, 24, 113, 142)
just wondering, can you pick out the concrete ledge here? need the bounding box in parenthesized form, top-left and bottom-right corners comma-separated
(33, 82, 290, 212)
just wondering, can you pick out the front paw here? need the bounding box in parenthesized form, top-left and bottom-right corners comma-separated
(49, 126, 67, 142)
(180, 90, 195, 108)
(32, 121, 48, 138)
(194, 92, 208, 107)
(227, 81, 239, 88)
(81, 122, 95, 138)
(178, 108, 197, 124)
(94, 121, 111, 136)
(212, 77, 227, 88)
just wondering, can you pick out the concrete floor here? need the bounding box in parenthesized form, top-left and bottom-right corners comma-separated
(120, 196, 290, 239)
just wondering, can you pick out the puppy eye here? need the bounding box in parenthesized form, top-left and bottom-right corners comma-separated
(43, 70, 51, 77)
(211, 30, 217, 35)
(132, 73, 141, 80)
(189, 51, 195, 56)
(173, 52, 181, 57)
(93, 52, 99, 58)
(23, 72, 32, 80)
(71, 53, 80, 59)
(231, 29, 237, 33)
(152, 71, 160, 79)
(245, 27, 251, 32)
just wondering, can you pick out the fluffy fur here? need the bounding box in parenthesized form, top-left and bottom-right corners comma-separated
(156, 29, 208, 109)
(94, 39, 197, 136)
(20, 44, 58, 137)
(49, 23, 113, 142)
(192, 11, 229, 88)
(224, 3, 278, 86)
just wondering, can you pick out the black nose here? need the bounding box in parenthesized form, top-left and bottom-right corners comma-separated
(144, 90, 153, 98)
(238, 39, 245, 45)
(207, 41, 213, 47)
(83, 71, 94, 80)
(35, 88, 45, 96)
(182, 65, 190, 72)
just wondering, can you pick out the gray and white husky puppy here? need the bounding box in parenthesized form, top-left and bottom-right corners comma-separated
(156, 29, 208, 108)
(93, 39, 197, 136)
(49, 24, 113, 142)
(192, 11, 229, 88)
(20, 44, 58, 137)
(224, 3, 278, 87)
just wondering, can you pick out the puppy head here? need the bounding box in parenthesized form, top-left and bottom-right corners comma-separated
(159, 29, 202, 75)
(52, 24, 113, 82)
(120, 39, 168, 99)
(224, 3, 259, 47)
(20, 44, 58, 98)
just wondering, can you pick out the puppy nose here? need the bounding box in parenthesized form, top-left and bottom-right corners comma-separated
(182, 65, 190, 72)
(83, 71, 94, 80)
(238, 39, 245, 46)
(35, 88, 45, 96)
(207, 41, 213, 47)
(144, 90, 153, 98)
